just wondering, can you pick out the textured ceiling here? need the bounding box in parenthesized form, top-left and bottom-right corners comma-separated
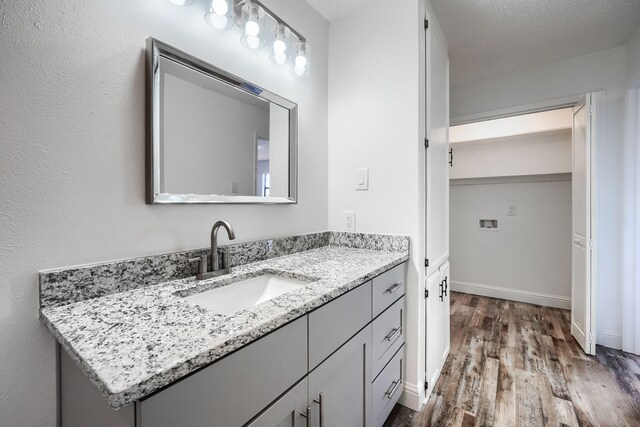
(306, 0, 640, 86)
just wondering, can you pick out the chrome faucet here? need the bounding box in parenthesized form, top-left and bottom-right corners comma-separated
(211, 220, 236, 272)
(189, 220, 236, 280)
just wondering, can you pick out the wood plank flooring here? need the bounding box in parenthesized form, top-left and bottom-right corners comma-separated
(384, 292, 640, 427)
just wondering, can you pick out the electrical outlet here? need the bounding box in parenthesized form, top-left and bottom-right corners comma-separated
(343, 211, 356, 232)
(507, 204, 517, 216)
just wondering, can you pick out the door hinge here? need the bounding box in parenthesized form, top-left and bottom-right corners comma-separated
(425, 258, 429, 267)
(424, 138, 429, 148)
(424, 381, 429, 391)
(588, 105, 594, 117)
(589, 333, 594, 343)
(425, 289, 429, 298)
(424, 19, 429, 30)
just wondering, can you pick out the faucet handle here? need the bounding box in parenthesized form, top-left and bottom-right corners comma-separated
(221, 249, 231, 270)
(188, 255, 207, 275)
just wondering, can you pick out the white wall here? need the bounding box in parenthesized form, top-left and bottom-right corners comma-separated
(450, 130, 572, 179)
(327, 0, 444, 410)
(450, 177, 572, 308)
(450, 45, 627, 349)
(0, 1, 328, 425)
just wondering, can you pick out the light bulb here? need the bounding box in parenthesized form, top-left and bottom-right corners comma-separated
(274, 52, 287, 64)
(245, 20, 260, 37)
(169, 0, 188, 5)
(246, 35, 260, 49)
(209, 13, 228, 29)
(294, 64, 306, 76)
(295, 55, 307, 68)
(273, 39, 286, 54)
(211, 0, 228, 15)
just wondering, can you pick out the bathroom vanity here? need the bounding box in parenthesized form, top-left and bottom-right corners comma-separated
(40, 232, 409, 427)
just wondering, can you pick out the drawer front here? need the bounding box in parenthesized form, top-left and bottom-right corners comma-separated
(372, 296, 404, 376)
(372, 346, 404, 427)
(309, 281, 372, 370)
(372, 264, 405, 318)
(138, 317, 307, 427)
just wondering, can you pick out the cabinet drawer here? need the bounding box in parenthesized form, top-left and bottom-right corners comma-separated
(372, 296, 404, 376)
(137, 317, 307, 427)
(309, 281, 372, 370)
(372, 264, 405, 318)
(372, 346, 404, 427)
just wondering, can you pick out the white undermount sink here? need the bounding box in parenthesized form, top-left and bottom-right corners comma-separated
(184, 274, 310, 316)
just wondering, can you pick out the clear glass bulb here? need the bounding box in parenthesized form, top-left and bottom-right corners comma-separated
(273, 39, 286, 54)
(295, 55, 307, 68)
(274, 52, 287, 64)
(209, 13, 228, 29)
(211, 0, 228, 15)
(245, 20, 260, 37)
(294, 64, 306, 76)
(246, 35, 260, 49)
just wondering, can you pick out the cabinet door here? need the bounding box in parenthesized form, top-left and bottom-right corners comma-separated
(440, 261, 451, 360)
(246, 378, 309, 427)
(425, 270, 443, 392)
(425, 12, 450, 277)
(308, 325, 372, 427)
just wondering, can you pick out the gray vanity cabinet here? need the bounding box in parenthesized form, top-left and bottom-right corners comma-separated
(137, 316, 308, 427)
(245, 378, 310, 427)
(308, 325, 372, 427)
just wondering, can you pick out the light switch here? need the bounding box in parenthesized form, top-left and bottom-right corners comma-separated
(355, 168, 369, 190)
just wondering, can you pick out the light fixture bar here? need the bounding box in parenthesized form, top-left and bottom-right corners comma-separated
(238, 0, 305, 42)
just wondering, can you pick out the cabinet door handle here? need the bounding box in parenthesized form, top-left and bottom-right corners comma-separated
(385, 379, 401, 399)
(385, 282, 403, 294)
(439, 281, 444, 301)
(385, 327, 402, 342)
(300, 405, 312, 427)
(313, 393, 324, 427)
(443, 276, 448, 296)
(449, 148, 454, 167)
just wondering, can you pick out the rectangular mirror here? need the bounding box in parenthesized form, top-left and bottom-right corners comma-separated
(146, 38, 298, 204)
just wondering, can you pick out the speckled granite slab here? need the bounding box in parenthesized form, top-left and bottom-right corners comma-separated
(41, 242, 409, 408)
(40, 231, 408, 309)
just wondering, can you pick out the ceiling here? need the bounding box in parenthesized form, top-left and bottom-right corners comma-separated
(306, 0, 640, 86)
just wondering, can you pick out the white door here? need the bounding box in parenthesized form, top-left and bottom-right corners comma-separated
(571, 94, 596, 355)
(425, 270, 443, 393)
(425, 12, 450, 277)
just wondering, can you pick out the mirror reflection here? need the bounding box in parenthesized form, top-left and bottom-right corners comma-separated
(147, 38, 297, 204)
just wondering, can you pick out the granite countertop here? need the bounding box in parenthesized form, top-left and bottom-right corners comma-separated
(41, 245, 408, 409)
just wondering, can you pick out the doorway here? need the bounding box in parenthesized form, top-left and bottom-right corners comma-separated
(448, 96, 598, 355)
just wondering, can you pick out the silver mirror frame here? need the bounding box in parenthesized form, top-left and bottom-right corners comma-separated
(146, 37, 298, 204)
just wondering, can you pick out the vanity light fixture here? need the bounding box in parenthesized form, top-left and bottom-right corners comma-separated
(199, 0, 310, 76)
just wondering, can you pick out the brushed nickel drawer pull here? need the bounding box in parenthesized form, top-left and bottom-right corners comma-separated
(385, 327, 402, 341)
(300, 405, 311, 427)
(313, 393, 324, 427)
(385, 379, 401, 398)
(385, 283, 402, 294)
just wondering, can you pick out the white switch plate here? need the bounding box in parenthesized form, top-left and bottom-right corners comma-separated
(355, 168, 369, 190)
(231, 181, 239, 194)
(343, 211, 356, 232)
(507, 203, 517, 216)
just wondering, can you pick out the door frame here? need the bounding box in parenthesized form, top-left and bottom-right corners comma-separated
(623, 82, 640, 355)
(450, 93, 601, 355)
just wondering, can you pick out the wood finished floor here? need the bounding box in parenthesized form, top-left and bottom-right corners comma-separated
(384, 292, 640, 427)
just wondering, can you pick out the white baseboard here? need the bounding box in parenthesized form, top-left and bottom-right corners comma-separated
(451, 280, 571, 310)
(602, 333, 623, 350)
(398, 381, 423, 412)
